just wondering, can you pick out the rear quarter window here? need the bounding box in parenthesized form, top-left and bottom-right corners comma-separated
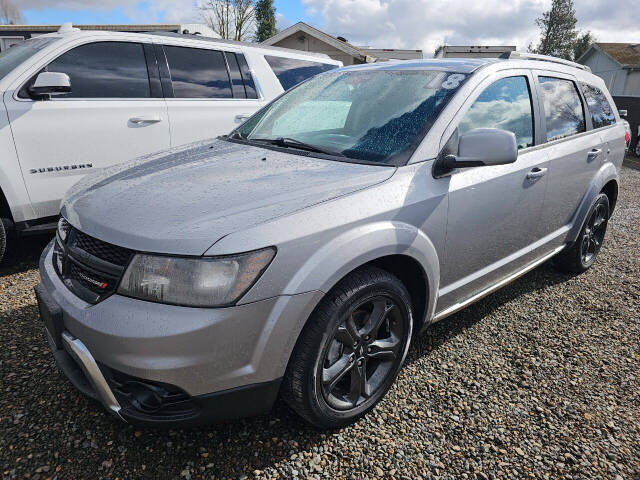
(264, 55, 337, 91)
(580, 83, 616, 128)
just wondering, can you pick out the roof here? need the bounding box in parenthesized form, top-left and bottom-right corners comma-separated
(338, 57, 499, 73)
(148, 31, 337, 60)
(0, 24, 190, 32)
(261, 22, 376, 62)
(578, 43, 640, 68)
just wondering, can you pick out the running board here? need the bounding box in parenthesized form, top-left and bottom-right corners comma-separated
(433, 245, 565, 322)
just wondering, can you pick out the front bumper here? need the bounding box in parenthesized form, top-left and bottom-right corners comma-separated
(37, 241, 322, 426)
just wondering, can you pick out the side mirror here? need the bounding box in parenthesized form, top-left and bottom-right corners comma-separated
(29, 72, 71, 97)
(441, 128, 518, 171)
(619, 109, 627, 117)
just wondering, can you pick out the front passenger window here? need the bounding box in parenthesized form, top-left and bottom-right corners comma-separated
(458, 76, 534, 149)
(43, 42, 151, 98)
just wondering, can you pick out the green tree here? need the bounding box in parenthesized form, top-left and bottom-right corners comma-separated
(254, 0, 277, 42)
(573, 30, 595, 61)
(531, 0, 578, 60)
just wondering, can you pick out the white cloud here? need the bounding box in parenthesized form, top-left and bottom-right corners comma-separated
(301, 0, 639, 56)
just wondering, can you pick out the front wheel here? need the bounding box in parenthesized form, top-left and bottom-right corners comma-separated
(282, 267, 413, 428)
(554, 193, 609, 273)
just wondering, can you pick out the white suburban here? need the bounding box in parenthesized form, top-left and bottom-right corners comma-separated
(0, 25, 341, 262)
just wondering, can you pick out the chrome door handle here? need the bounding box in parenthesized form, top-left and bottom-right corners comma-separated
(587, 148, 602, 160)
(526, 167, 548, 179)
(129, 116, 162, 125)
(235, 114, 251, 123)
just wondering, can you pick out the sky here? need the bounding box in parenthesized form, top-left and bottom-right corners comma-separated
(18, 0, 640, 57)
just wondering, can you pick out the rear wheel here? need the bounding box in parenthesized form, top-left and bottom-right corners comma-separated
(554, 193, 609, 273)
(282, 267, 413, 428)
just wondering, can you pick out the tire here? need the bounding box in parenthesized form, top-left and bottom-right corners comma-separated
(0, 219, 6, 266)
(282, 266, 413, 429)
(635, 140, 640, 159)
(554, 193, 609, 274)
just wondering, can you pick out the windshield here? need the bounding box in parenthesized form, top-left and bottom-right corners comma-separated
(0, 37, 57, 82)
(233, 69, 469, 165)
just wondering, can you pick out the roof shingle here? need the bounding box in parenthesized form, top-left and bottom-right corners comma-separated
(596, 43, 640, 67)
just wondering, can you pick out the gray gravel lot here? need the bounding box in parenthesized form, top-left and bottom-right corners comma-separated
(1, 166, 639, 480)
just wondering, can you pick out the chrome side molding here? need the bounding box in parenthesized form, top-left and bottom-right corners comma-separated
(433, 245, 565, 322)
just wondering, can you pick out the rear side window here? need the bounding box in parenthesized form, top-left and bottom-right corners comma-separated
(264, 55, 337, 91)
(538, 76, 586, 141)
(458, 76, 534, 149)
(164, 46, 232, 98)
(581, 83, 616, 128)
(43, 42, 151, 98)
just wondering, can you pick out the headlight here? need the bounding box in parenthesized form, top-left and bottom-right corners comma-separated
(117, 247, 276, 307)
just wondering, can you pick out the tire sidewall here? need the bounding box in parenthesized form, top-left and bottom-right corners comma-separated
(0, 220, 6, 265)
(306, 278, 413, 426)
(578, 194, 609, 269)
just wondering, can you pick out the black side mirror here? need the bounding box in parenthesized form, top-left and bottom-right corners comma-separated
(434, 128, 518, 176)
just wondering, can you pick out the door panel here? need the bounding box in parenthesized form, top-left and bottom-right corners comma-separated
(158, 44, 264, 146)
(439, 148, 550, 309)
(5, 97, 170, 218)
(535, 74, 601, 234)
(436, 71, 550, 312)
(165, 98, 262, 146)
(5, 40, 170, 219)
(538, 133, 602, 234)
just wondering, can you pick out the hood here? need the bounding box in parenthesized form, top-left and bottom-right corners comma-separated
(62, 139, 395, 255)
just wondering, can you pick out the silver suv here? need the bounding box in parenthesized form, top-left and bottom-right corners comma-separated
(36, 54, 625, 428)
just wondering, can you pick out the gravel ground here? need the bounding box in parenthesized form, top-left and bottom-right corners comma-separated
(1, 166, 639, 480)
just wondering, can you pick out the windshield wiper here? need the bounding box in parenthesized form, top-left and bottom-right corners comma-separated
(251, 137, 344, 157)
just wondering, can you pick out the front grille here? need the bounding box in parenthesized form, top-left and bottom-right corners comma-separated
(68, 262, 113, 294)
(73, 230, 133, 266)
(54, 219, 133, 304)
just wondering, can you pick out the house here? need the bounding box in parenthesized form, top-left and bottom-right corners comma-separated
(577, 43, 640, 97)
(434, 45, 516, 58)
(261, 22, 422, 65)
(0, 23, 219, 52)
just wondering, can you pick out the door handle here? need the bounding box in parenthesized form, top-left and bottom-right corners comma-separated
(129, 116, 162, 125)
(526, 167, 548, 179)
(587, 148, 602, 160)
(235, 114, 252, 124)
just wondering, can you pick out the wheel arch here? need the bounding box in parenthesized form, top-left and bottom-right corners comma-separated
(600, 179, 618, 217)
(567, 164, 618, 244)
(0, 186, 14, 226)
(284, 221, 441, 334)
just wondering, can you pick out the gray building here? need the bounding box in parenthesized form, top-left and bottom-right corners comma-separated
(434, 45, 516, 58)
(577, 43, 640, 97)
(262, 22, 422, 65)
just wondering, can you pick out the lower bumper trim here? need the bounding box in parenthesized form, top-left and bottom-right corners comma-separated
(61, 332, 124, 421)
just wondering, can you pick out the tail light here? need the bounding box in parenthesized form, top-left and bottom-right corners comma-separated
(625, 131, 631, 147)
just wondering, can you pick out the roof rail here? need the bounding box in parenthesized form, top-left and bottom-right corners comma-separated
(503, 51, 591, 72)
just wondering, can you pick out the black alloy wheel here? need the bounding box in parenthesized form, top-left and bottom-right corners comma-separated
(282, 267, 413, 428)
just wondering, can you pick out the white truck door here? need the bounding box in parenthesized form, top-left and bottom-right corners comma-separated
(4, 40, 170, 220)
(155, 42, 264, 147)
